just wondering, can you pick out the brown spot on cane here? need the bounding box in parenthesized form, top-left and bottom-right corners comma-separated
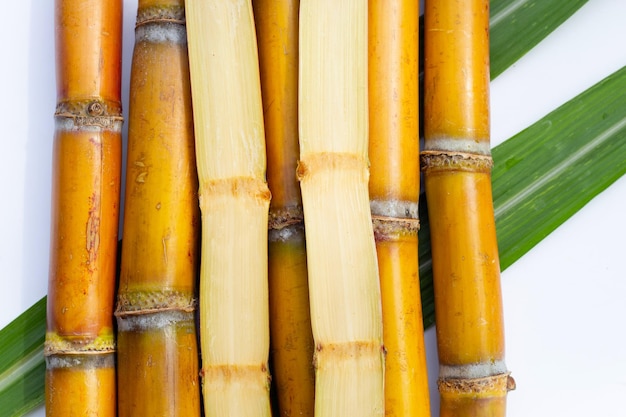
(201, 364, 272, 389)
(86, 202, 100, 270)
(296, 160, 308, 181)
(507, 375, 516, 391)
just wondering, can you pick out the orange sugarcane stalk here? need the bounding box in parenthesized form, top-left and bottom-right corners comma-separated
(253, 1, 316, 415)
(368, 1, 430, 416)
(422, 0, 514, 415)
(45, 0, 122, 415)
(115, 1, 201, 416)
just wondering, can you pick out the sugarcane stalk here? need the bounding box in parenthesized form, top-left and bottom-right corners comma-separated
(368, 1, 430, 416)
(185, 1, 272, 415)
(114, 1, 201, 416)
(252, 1, 316, 415)
(422, 0, 514, 415)
(45, 0, 122, 415)
(299, 1, 384, 416)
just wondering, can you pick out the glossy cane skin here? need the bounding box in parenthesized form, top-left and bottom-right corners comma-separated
(369, 0, 421, 204)
(46, 0, 122, 415)
(423, 1, 513, 415)
(115, 1, 201, 416)
(368, 1, 430, 416)
(369, 0, 430, 416)
(424, 0, 490, 145)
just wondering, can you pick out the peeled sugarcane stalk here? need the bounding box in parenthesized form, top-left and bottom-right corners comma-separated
(114, 1, 201, 416)
(45, 0, 122, 415)
(299, 1, 384, 416)
(368, 1, 430, 416)
(252, 1, 315, 415)
(422, 0, 515, 415)
(185, 1, 272, 415)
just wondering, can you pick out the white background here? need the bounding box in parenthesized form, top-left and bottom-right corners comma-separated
(1, 1, 625, 416)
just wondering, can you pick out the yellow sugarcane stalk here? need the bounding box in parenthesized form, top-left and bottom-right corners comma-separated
(368, 1, 430, 416)
(185, 1, 272, 415)
(115, 1, 201, 416)
(299, 1, 385, 416)
(422, 0, 515, 415)
(252, 1, 316, 415)
(45, 0, 122, 415)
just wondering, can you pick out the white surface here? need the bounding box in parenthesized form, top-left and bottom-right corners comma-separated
(1, 1, 624, 416)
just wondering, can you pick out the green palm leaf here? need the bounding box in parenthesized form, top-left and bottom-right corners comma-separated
(490, 0, 587, 78)
(0, 298, 46, 417)
(419, 65, 626, 328)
